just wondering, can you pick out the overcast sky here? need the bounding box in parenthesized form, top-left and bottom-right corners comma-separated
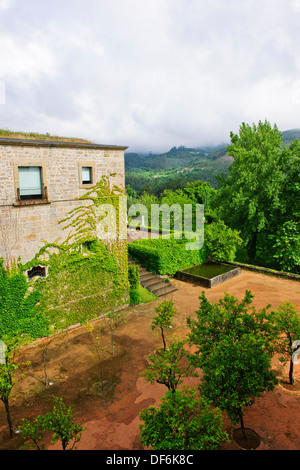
(0, 0, 300, 153)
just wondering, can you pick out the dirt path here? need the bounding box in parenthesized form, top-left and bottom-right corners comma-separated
(0, 269, 300, 451)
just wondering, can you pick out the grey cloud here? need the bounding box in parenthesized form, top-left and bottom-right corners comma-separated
(0, 0, 300, 152)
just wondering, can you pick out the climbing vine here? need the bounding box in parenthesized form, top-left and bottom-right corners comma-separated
(22, 175, 129, 333)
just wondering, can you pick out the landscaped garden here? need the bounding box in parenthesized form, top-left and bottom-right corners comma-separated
(0, 266, 300, 451)
(0, 120, 299, 451)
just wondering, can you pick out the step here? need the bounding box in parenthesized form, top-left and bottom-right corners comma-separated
(151, 285, 178, 296)
(128, 258, 177, 297)
(147, 281, 169, 292)
(139, 272, 156, 282)
(142, 277, 165, 288)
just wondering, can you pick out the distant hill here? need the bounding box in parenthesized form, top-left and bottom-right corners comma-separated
(282, 129, 300, 146)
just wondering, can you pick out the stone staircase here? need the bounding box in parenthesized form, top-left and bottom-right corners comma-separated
(128, 258, 177, 297)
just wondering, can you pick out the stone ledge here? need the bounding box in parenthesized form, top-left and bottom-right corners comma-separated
(13, 200, 52, 207)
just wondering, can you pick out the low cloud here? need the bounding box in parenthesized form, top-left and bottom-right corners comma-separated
(0, 0, 299, 152)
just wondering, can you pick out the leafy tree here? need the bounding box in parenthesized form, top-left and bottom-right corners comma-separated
(139, 386, 229, 450)
(204, 220, 242, 262)
(213, 120, 294, 262)
(20, 397, 84, 450)
(272, 301, 300, 385)
(141, 338, 198, 392)
(152, 300, 176, 351)
(183, 180, 216, 209)
(187, 290, 277, 361)
(198, 333, 278, 440)
(269, 221, 300, 273)
(0, 334, 30, 438)
(19, 414, 47, 450)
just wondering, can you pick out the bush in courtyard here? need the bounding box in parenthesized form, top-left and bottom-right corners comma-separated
(128, 237, 208, 275)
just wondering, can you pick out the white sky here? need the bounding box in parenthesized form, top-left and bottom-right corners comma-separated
(0, 0, 300, 152)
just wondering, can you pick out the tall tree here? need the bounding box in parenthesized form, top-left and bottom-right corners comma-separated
(213, 120, 298, 262)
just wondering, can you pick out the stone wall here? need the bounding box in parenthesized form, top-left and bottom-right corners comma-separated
(0, 140, 127, 265)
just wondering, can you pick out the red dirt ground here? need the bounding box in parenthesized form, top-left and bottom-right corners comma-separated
(0, 269, 300, 451)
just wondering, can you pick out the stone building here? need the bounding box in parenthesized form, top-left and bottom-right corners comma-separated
(0, 137, 127, 268)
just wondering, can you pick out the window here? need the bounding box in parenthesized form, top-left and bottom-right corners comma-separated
(82, 166, 92, 184)
(18, 166, 47, 201)
(27, 265, 46, 279)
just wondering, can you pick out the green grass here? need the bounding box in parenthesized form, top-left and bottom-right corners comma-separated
(138, 284, 158, 303)
(0, 129, 91, 143)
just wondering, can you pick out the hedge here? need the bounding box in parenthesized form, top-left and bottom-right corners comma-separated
(128, 237, 209, 276)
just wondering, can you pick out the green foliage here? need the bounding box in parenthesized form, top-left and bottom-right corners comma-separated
(269, 221, 300, 273)
(0, 259, 45, 340)
(0, 335, 31, 437)
(139, 386, 229, 450)
(19, 414, 47, 450)
(128, 264, 140, 297)
(20, 397, 84, 450)
(23, 175, 129, 333)
(128, 237, 209, 276)
(213, 120, 300, 267)
(129, 289, 141, 306)
(152, 300, 176, 351)
(271, 301, 300, 384)
(205, 220, 242, 262)
(187, 290, 277, 360)
(199, 333, 278, 427)
(141, 338, 198, 392)
(187, 291, 279, 431)
(128, 264, 141, 305)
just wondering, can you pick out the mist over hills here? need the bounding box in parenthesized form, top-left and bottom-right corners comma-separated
(125, 129, 300, 172)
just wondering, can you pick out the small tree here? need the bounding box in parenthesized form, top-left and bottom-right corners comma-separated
(19, 415, 47, 450)
(204, 220, 242, 262)
(0, 334, 30, 438)
(141, 338, 198, 393)
(84, 321, 106, 390)
(199, 333, 278, 440)
(151, 300, 176, 351)
(139, 386, 229, 450)
(187, 290, 277, 362)
(20, 397, 84, 450)
(103, 311, 126, 355)
(272, 301, 300, 385)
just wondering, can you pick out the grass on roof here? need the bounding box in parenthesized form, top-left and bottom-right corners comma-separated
(0, 129, 92, 143)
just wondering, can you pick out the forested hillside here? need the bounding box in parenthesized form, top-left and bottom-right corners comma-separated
(125, 129, 300, 196)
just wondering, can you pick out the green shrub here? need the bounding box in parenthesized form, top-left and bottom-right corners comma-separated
(128, 237, 208, 276)
(128, 264, 140, 289)
(129, 288, 141, 305)
(0, 260, 46, 340)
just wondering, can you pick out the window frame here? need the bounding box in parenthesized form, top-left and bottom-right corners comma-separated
(78, 162, 96, 189)
(13, 162, 49, 205)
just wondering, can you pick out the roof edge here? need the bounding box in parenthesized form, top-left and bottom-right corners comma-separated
(0, 137, 128, 151)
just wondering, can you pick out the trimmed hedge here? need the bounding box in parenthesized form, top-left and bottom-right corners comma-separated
(128, 237, 209, 276)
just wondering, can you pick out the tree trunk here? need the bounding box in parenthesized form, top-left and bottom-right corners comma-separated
(161, 327, 166, 351)
(3, 398, 13, 438)
(240, 413, 247, 440)
(42, 348, 49, 386)
(289, 356, 294, 385)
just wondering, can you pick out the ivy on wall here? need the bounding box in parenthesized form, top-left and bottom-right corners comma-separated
(0, 259, 45, 340)
(21, 175, 129, 334)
